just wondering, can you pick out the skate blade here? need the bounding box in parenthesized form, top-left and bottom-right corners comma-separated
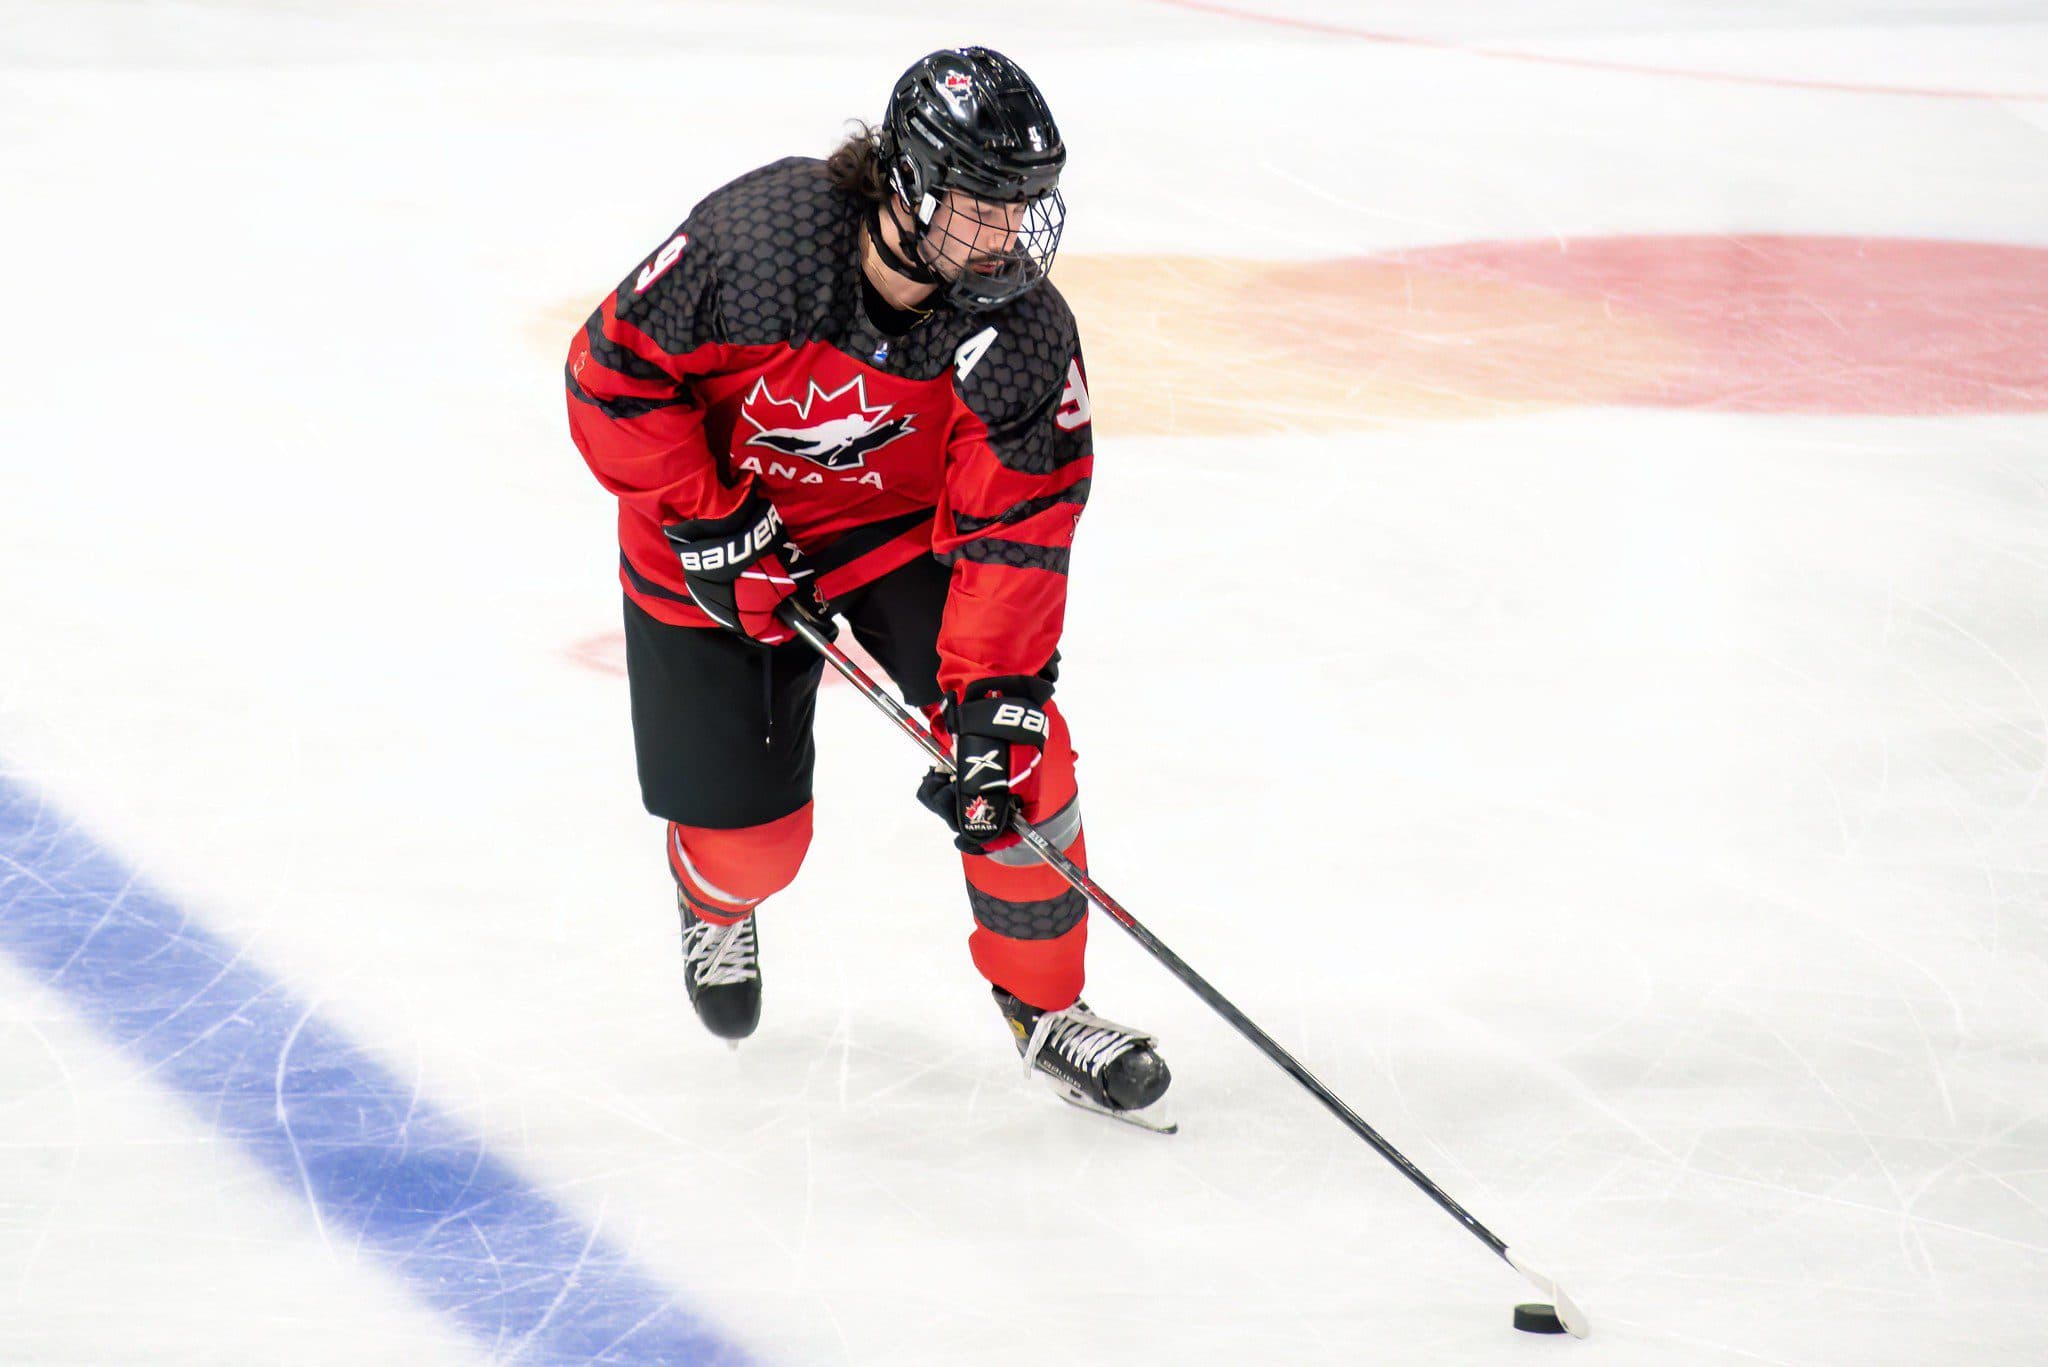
(1052, 1082, 1178, 1135)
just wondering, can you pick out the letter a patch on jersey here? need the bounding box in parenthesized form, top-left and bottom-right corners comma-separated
(954, 327, 997, 382)
(1055, 356, 1092, 431)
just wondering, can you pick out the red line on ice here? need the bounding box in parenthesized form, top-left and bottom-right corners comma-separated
(1146, 0, 2048, 104)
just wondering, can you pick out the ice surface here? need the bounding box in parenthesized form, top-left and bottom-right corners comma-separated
(3, 2, 2047, 1363)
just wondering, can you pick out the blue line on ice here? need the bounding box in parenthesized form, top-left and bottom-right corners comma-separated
(0, 774, 747, 1365)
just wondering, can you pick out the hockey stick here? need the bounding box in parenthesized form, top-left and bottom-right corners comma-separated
(781, 603, 1590, 1338)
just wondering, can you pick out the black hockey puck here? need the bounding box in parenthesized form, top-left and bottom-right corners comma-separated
(1514, 1303, 1567, 1334)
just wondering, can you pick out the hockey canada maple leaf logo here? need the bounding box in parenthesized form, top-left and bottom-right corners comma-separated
(962, 795, 997, 832)
(738, 375, 915, 472)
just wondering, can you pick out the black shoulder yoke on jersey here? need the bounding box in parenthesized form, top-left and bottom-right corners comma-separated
(611, 157, 1080, 437)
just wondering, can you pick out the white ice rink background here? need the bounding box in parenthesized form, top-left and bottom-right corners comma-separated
(5, 1, 2048, 1362)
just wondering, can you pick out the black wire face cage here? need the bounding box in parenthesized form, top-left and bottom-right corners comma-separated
(909, 186, 1065, 313)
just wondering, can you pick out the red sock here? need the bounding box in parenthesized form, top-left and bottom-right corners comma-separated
(667, 802, 813, 923)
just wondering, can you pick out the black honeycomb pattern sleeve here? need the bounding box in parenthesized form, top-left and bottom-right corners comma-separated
(931, 284, 1096, 695)
(951, 478, 1093, 537)
(954, 287, 1091, 475)
(675, 157, 859, 348)
(609, 219, 725, 364)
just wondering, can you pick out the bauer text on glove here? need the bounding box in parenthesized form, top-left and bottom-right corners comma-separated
(661, 493, 813, 645)
(917, 678, 1054, 853)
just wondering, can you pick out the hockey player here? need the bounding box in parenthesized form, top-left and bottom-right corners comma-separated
(564, 48, 1170, 1121)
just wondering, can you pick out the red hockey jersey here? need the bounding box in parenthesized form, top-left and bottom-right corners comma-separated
(565, 157, 1094, 698)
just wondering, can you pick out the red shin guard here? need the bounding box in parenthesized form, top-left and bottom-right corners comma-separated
(958, 705, 1090, 1011)
(970, 917, 1088, 1013)
(667, 803, 813, 925)
(964, 829, 1091, 1011)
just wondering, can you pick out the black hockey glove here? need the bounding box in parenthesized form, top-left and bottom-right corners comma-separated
(662, 492, 816, 646)
(917, 677, 1054, 855)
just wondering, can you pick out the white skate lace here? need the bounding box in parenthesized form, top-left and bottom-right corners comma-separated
(1021, 1002, 1144, 1081)
(682, 915, 758, 987)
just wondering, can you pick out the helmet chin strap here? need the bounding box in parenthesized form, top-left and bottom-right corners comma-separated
(865, 196, 943, 287)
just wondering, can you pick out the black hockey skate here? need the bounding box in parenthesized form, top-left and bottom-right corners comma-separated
(994, 988, 1175, 1133)
(677, 890, 761, 1043)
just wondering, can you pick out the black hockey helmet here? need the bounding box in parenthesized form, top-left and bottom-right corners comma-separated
(874, 47, 1066, 311)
